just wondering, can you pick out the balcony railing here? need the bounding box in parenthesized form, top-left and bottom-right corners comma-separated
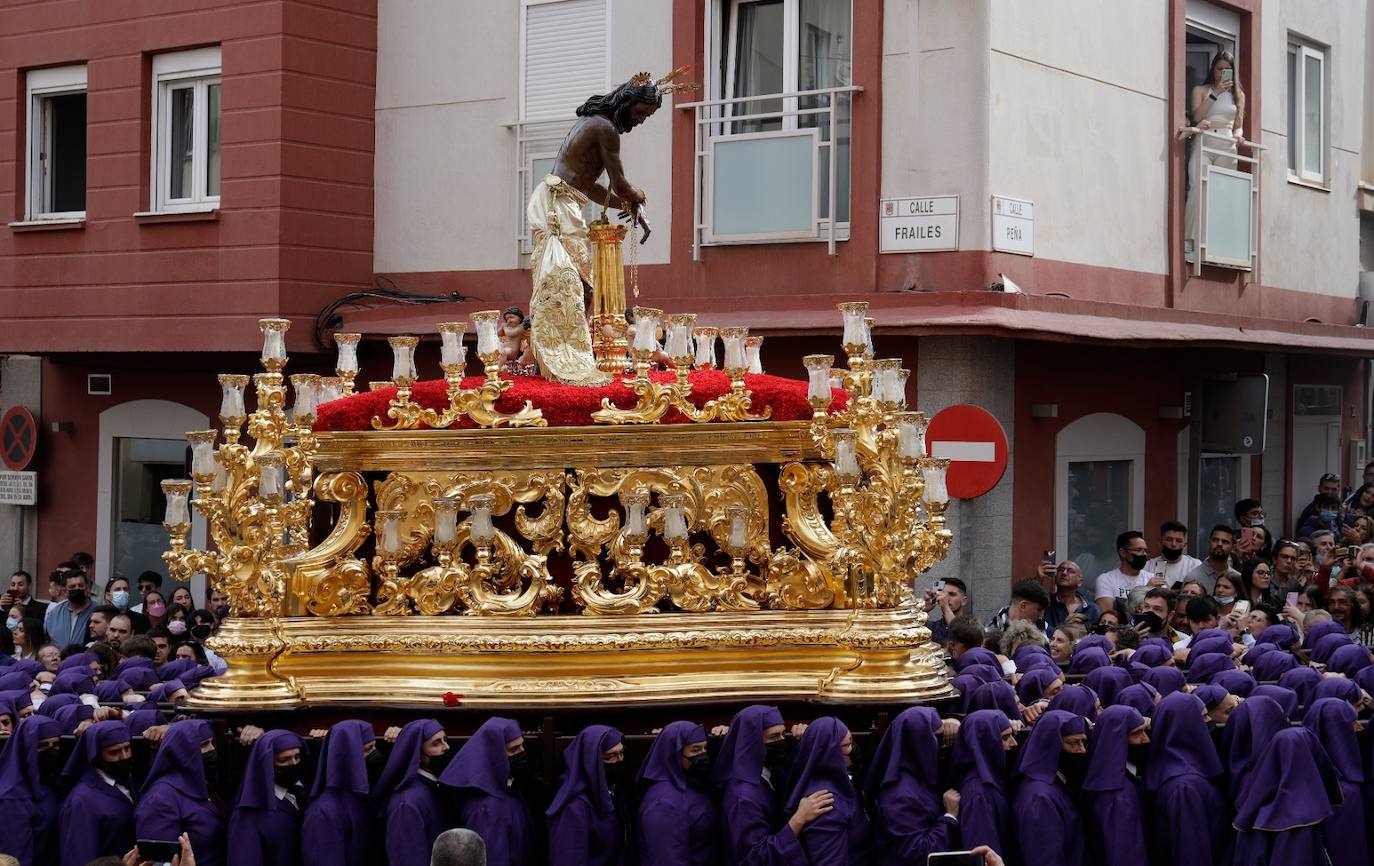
(1179, 127, 1266, 274)
(679, 85, 861, 260)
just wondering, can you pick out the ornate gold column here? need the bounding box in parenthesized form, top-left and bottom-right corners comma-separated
(589, 220, 629, 374)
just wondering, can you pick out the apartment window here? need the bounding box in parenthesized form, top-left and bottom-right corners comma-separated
(151, 47, 221, 212)
(521, 0, 608, 122)
(26, 65, 87, 219)
(1287, 39, 1326, 183)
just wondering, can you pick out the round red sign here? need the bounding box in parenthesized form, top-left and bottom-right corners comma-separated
(925, 404, 1009, 500)
(1, 406, 38, 471)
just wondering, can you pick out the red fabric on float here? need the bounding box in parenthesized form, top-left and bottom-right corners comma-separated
(313, 370, 849, 431)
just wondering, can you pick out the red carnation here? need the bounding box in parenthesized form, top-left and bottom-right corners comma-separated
(442, 691, 463, 707)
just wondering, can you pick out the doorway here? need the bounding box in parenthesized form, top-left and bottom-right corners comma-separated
(1290, 384, 1342, 531)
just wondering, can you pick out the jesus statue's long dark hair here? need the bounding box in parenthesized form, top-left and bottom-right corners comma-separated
(576, 80, 663, 133)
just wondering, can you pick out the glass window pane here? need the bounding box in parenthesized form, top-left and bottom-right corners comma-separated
(730, 0, 785, 133)
(1286, 49, 1297, 171)
(206, 83, 221, 197)
(1303, 53, 1321, 175)
(112, 438, 188, 582)
(169, 86, 195, 199)
(712, 132, 816, 237)
(43, 92, 86, 213)
(798, 0, 851, 92)
(1066, 459, 1132, 597)
(1204, 168, 1252, 265)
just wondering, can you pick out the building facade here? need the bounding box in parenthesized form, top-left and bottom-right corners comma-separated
(2, 0, 1373, 616)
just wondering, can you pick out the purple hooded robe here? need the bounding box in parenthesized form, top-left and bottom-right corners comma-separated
(968, 681, 1021, 720)
(781, 717, 872, 866)
(1250, 684, 1300, 720)
(1219, 694, 1289, 799)
(1081, 706, 1148, 866)
(1046, 684, 1098, 721)
(1141, 666, 1185, 698)
(112, 656, 159, 691)
(1326, 643, 1374, 678)
(950, 710, 1013, 859)
(0, 714, 64, 866)
(709, 705, 803, 866)
(546, 724, 626, 866)
(301, 719, 377, 866)
(134, 719, 226, 866)
(635, 721, 718, 866)
(376, 718, 448, 866)
(1143, 692, 1227, 866)
(1015, 668, 1061, 706)
(228, 729, 307, 866)
(1114, 684, 1157, 718)
(440, 716, 534, 866)
(1277, 665, 1323, 710)
(1230, 727, 1342, 866)
(1011, 710, 1086, 866)
(864, 707, 956, 864)
(1302, 698, 1366, 866)
(1083, 666, 1133, 707)
(59, 719, 137, 866)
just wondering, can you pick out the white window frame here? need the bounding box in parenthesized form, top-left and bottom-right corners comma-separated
(150, 47, 222, 213)
(1287, 38, 1327, 185)
(25, 64, 88, 221)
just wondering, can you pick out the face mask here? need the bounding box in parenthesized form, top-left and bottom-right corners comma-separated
(103, 757, 133, 783)
(147, 603, 167, 617)
(508, 750, 530, 781)
(167, 620, 188, 635)
(1321, 510, 1338, 522)
(365, 746, 385, 787)
(1250, 518, 1265, 527)
(1129, 555, 1149, 571)
(1126, 743, 1151, 768)
(190, 624, 213, 641)
(1214, 596, 1235, 606)
(274, 763, 304, 787)
(38, 682, 51, 693)
(685, 752, 711, 785)
(112, 590, 129, 609)
(38, 748, 64, 782)
(4, 617, 15, 631)
(764, 738, 793, 769)
(67, 589, 87, 606)
(603, 760, 626, 786)
(202, 750, 218, 781)
(427, 750, 454, 776)
(1059, 751, 1089, 786)
(1161, 547, 1182, 562)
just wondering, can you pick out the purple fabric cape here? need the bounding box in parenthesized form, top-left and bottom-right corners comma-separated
(94, 679, 130, 702)
(865, 707, 956, 864)
(1192, 684, 1229, 711)
(959, 663, 1005, 686)
(381, 720, 448, 866)
(1076, 635, 1113, 654)
(956, 647, 1001, 670)
(148, 678, 186, 704)
(1251, 684, 1300, 719)
(1311, 632, 1354, 664)
(950, 710, 1012, 857)
(1230, 727, 1341, 866)
(1016, 668, 1061, 705)
(1326, 643, 1374, 678)
(1144, 692, 1228, 866)
(1141, 666, 1185, 697)
(1210, 668, 1256, 698)
(1130, 644, 1172, 668)
(1186, 635, 1234, 664)
(546, 724, 626, 866)
(1241, 642, 1276, 667)
(49, 669, 95, 695)
(1114, 684, 1157, 718)
(1012, 644, 1053, 672)
(1012, 711, 1086, 866)
(781, 716, 873, 866)
(1252, 650, 1299, 680)
(440, 716, 530, 866)
(1302, 698, 1367, 866)
(0, 670, 32, 691)
(51, 701, 94, 734)
(157, 657, 198, 681)
(1185, 652, 1234, 683)
(1302, 619, 1346, 649)
(1082, 705, 1149, 866)
(58, 651, 97, 673)
(1277, 666, 1324, 708)
(1258, 623, 1299, 648)
(113, 656, 158, 689)
(301, 719, 377, 866)
(1084, 665, 1133, 706)
(1220, 694, 1289, 797)
(968, 680, 1020, 719)
(229, 731, 307, 866)
(59, 720, 137, 866)
(36, 692, 78, 714)
(135, 719, 226, 866)
(1046, 684, 1098, 720)
(712, 705, 802, 866)
(951, 673, 985, 715)
(1067, 646, 1111, 673)
(0, 713, 64, 866)
(635, 721, 718, 866)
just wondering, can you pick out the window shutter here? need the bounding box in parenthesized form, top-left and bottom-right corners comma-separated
(523, 0, 608, 121)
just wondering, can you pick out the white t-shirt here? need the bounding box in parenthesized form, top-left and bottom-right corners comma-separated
(1143, 554, 1204, 587)
(1094, 568, 1150, 602)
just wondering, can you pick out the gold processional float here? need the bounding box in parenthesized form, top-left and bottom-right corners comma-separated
(161, 222, 957, 709)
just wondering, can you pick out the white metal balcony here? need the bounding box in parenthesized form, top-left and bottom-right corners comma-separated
(1179, 127, 1266, 274)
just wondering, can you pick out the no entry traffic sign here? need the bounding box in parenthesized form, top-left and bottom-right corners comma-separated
(925, 404, 1009, 499)
(1, 406, 37, 471)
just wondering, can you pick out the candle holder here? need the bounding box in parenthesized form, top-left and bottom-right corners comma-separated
(432, 497, 460, 567)
(161, 479, 193, 553)
(318, 377, 344, 405)
(721, 504, 752, 581)
(665, 314, 696, 386)
(692, 327, 718, 370)
(837, 302, 869, 362)
(629, 307, 663, 380)
(804, 354, 835, 420)
(745, 336, 764, 375)
(471, 311, 503, 379)
(218, 374, 249, 445)
(289, 374, 320, 431)
(368, 381, 392, 392)
(259, 318, 290, 372)
(334, 333, 361, 396)
(372, 509, 410, 615)
(437, 322, 468, 379)
(872, 359, 901, 409)
(187, 430, 218, 485)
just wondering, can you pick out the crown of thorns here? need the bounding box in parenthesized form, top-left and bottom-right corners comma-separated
(629, 66, 700, 96)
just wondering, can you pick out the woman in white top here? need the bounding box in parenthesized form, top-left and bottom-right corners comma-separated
(1183, 49, 1246, 259)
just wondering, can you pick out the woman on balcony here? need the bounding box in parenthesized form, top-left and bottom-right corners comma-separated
(1184, 49, 1246, 260)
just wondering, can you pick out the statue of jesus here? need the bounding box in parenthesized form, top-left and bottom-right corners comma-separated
(526, 69, 693, 386)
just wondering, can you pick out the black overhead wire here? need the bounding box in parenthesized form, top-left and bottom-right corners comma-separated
(313, 276, 483, 350)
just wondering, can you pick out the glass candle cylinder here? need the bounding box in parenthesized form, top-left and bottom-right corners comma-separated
(375, 510, 404, 556)
(873, 360, 899, 403)
(621, 489, 649, 538)
(897, 412, 927, 460)
(433, 498, 459, 546)
(837, 302, 869, 346)
(863, 317, 875, 356)
(290, 374, 319, 421)
(472, 312, 500, 356)
(662, 493, 688, 542)
(727, 505, 749, 551)
(259, 318, 290, 365)
(437, 322, 467, 369)
(804, 355, 834, 402)
(633, 308, 663, 353)
(665, 314, 695, 358)
(468, 494, 495, 544)
(922, 459, 950, 506)
(187, 431, 217, 477)
(894, 368, 910, 407)
(334, 333, 361, 375)
(257, 452, 285, 501)
(693, 328, 718, 368)
(210, 452, 227, 494)
(720, 328, 748, 371)
(319, 377, 344, 404)
(161, 480, 192, 525)
(832, 429, 860, 481)
(389, 336, 418, 383)
(745, 337, 764, 374)
(218, 374, 248, 419)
